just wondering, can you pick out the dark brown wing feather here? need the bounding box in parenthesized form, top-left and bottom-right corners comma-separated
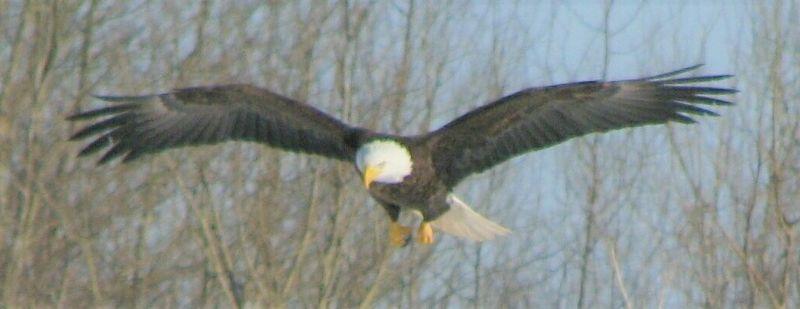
(69, 84, 366, 164)
(426, 65, 735, 187)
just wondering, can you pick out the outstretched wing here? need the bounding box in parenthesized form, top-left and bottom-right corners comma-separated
(69, 84, 366, 164)
(426, 65, 735, 187)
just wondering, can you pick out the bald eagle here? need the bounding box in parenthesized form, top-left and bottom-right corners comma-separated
(69, 65, 734, 246)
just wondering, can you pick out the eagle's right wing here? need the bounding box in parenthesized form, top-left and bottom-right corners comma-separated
(69, 84, 366, 164)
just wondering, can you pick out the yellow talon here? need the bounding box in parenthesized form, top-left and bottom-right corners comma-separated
(389, 222, 412, 247)
(417, 222, 434, 244)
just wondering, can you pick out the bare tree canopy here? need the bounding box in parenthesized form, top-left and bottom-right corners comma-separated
(0, 1, 797, 308)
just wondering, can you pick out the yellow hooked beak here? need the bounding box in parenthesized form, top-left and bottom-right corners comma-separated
(363, 165, 382, 189)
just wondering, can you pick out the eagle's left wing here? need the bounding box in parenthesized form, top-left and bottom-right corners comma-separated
(424, 65, 735, 187)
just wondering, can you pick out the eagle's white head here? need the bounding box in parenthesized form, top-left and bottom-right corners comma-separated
(355, 140, 413, 188)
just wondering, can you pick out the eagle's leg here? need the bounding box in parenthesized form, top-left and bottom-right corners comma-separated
(390, 222, 412, 247)
(417, 201, 447, 244)
(381, 203, 411, 247)
(417, 222, 434, 244)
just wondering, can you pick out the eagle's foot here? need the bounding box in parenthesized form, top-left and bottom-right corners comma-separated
(389, 222, 412, 247)
(417, 222, 434, 244)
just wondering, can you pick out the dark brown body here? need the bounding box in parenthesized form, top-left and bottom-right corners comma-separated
(358, 136, 451, 222)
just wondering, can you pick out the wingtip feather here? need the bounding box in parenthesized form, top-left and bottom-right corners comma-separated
(647, 64, 704, 80)
(91, 94, 150, 102)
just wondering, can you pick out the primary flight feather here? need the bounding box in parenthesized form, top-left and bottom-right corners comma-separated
(70, 65, 735, 246)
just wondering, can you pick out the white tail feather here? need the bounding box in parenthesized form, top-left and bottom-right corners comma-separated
(431, 194, 511, 242)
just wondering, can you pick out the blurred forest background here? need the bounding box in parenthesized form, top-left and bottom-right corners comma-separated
(1, 0, 798, 307)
